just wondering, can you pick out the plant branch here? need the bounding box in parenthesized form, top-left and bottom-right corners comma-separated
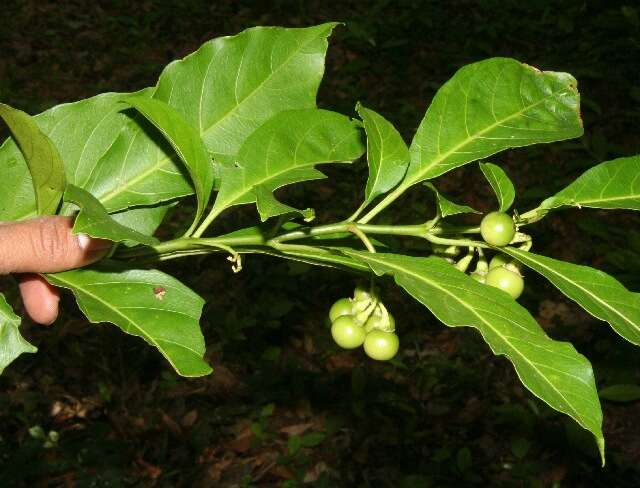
(347, 200, 371, 222)
(192, 206, 225, 238)
(424, 234, 489, 249)
(272, 222, 429, 244)
(347, 223, 376, 253)
(115, 218, 487, 265)
(357, 183, 407, 224)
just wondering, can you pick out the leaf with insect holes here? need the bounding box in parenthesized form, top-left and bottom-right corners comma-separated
(0, 293, 36, 374)
(209, 109, 364, 222)
(344, 250, 605, 465)
(0, 103, 66, 215)
(45, 265, 211, 377)
(480, 162, 515, 212)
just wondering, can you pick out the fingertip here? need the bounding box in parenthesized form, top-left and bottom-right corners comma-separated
(0, 216, 112, 273)
(76, 232, 112, 255)
(18, 274, 61, 325)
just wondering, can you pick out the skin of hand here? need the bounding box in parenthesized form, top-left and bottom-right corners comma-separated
(0, 216, 111, 325)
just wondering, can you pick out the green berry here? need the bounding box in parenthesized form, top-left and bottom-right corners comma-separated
(480, 212, 516, 247)
(331, 315, 366, 349)
(485, 266, 524, 299)
(363, 330, 399, 361)
(329, 297, 353, 322)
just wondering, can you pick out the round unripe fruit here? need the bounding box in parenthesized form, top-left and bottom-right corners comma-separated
(329, 298, 353, 322)
(489, 254, 510, 269)
(363, 330, 399, 361)
(489, 254, 520, 273)
(331, 316, 366, 349)
(480, 212, 516, 246)
(485, 266, 524, 299)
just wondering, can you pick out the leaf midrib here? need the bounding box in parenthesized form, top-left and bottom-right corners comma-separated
(219, 155, 340, 211)
(480, 163, 512, 211)
(98, 30, 328, 209)
(406, 85, 576, 186)
(507, 249, 640, 339)
(364, 111, 385, 200)
(214, 120, 357, 213)
(562, 194, 640, 206)
(352, 253, 595, 428)
(48, 274, 202, 370)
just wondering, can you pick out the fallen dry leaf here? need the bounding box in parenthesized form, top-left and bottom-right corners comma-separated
(182, 409, 199, 428)
(279, 422, 314, 437)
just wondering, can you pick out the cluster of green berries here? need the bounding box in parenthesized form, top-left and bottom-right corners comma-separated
(433, 211, 525, 299)
(475, 211, 524, 299)
(329, 286, 399, 361)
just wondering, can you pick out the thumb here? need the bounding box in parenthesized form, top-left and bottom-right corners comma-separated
(0, 216, 112, 274)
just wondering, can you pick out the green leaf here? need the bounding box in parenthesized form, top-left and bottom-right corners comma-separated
(511, 438, 531, 459)
(355, 103, 409, 206)
(479, 162, 515, 212)
(425, 182, 479, 217)
(45, 266, 211, 377)
(0, 103, 66, 215)
(154, 23, 338, 162)
(599, 384, 640, 402)
(0, 90, 170, 236)
(288, 435, 302, 455)
(83, 24, 338, 216)
(502, 248, 640, 346)
(82, 107, 192, 214)
(0, 293, 36, 374)
(209, 109, 364, 222)
(301, 431, 326, 447)
(63, 184, 159, 246)
(110, 203, 173, 237)
(405, 58, 582, 184)
(344, 250, 605, 463)
(0, 91, 153, 221)
(119, 96, 214, 235)
(0, 23, 337, 224)
(525, 155, 640, 222)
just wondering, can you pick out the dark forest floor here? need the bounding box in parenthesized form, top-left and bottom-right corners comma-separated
(1, 1, 639, 486)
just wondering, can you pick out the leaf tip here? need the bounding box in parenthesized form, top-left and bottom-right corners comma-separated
(597, 436, 606, 467)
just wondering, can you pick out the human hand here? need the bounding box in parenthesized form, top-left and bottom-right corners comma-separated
(0, 216, 111, 325)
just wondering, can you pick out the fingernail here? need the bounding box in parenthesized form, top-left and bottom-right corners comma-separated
(77, 233, 113, 252)
(77, 233, 91, 250)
